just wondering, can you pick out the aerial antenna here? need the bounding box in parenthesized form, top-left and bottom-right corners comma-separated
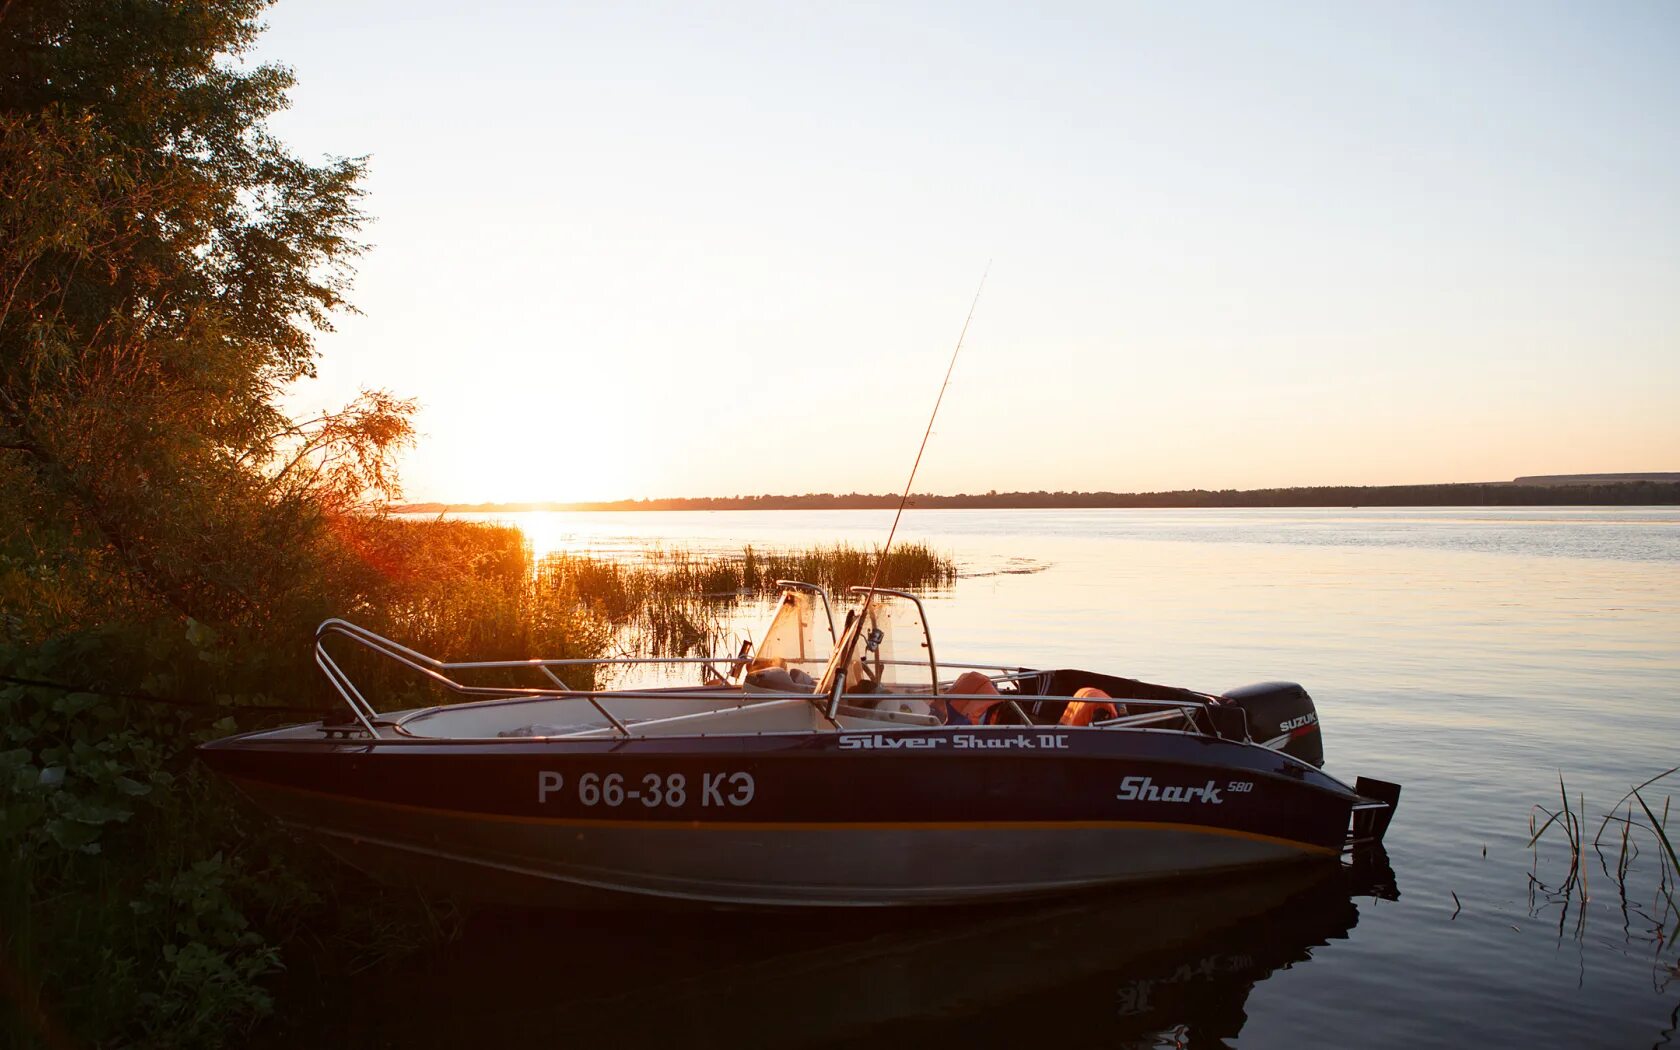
(823, 265, 989, 712)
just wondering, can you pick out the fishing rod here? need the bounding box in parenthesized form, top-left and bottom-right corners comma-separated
(823, 265, 989, 716)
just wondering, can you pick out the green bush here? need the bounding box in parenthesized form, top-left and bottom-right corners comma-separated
(0, 518, 613, 1048)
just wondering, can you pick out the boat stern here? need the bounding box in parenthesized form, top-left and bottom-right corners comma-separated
(1347, 776, 1402, 849)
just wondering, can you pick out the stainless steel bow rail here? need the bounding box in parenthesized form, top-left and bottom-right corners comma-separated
(316, 618, 775, 737)
(313, 619, 1228, 741)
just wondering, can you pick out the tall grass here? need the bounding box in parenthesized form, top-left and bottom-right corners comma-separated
(1530, 768, 1679, 945)
(542, 540, 955, 599)
(534, 540, 957, 662)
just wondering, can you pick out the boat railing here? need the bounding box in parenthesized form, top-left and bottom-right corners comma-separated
(316, 618, 772, 737)
(314, 619, 1227, 741)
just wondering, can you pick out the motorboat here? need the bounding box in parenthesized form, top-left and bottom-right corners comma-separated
(199, 582, 1400, 907)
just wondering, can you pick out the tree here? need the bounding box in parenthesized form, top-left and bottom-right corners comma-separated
(0, 0, 412, 626)
(0, 4, 423, 1043)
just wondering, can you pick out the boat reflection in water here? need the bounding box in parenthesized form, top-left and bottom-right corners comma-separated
(301, 850, 1397, 1047)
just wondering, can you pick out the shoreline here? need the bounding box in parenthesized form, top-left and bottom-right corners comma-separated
(396, 482, 1680, 515)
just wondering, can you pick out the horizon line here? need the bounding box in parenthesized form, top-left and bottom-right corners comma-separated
(392, 473, 1680, 513)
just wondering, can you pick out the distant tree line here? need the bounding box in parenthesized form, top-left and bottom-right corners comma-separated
(403, 480, 1680, 514)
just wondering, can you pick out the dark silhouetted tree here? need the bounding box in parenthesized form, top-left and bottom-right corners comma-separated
(0, 0, 413, 625)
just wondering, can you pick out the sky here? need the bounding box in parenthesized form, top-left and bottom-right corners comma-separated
(252, 1, 1680, 503)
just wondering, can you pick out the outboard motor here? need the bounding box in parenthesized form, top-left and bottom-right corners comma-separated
(1221, 681, 1323, 767)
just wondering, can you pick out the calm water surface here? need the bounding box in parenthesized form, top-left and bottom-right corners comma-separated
(312, 507, 1679, 1048)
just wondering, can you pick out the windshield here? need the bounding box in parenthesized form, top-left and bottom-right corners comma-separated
(815, 591, 938, 697)
(749, 585, 835, 680)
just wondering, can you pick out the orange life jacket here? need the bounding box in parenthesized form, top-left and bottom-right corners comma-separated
(1059, 698, 1120, 727)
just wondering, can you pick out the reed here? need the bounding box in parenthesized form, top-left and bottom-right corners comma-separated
(1618, 801, 1634, 883)
(1528, 776, 1579, 865)
(534, 541, 958, 659)
(619, 541, 955, 595)
(1529, 773, 1586, 904)
(1530, 769, 1680, 946)
(1632, 789, 1680, 938)
(1593, 765, 1680, 846)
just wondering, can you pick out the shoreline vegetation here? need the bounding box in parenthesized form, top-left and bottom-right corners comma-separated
(396, 475, 1680, 514)
(0, 7, 964, 1045)
(539, 540, 955, 664)
(2, 501, 953, 1046)
(1528, 768, 1678, 945)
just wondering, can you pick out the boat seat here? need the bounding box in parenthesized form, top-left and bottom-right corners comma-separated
(498, 723, 601, 738)
(744, 665, 818, 692)
(835, 702, 941, 727)
(1015, 669, 1202, 724)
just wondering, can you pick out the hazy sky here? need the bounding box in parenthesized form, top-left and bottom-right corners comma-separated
(254, 1, 1679, 502)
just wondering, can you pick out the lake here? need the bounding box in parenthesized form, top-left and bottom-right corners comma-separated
(308, 506, 1680, 1047)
